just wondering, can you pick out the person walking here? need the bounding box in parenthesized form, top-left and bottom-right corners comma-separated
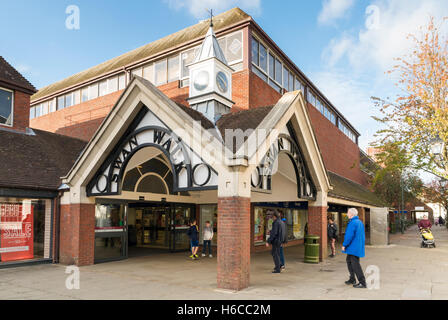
(187, 219, 199, 260)
(266, 210, 283, 273)
(201, 220, 214, 258)
(327, 217, 338, 258)
(279, 217, 288, 270)
(342, 208, 367, 289)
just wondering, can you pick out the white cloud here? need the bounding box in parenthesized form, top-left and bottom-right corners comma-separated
(164, 0, 261, 19)
(323, 0, 448, 73)
(317, 0, 448, 152)
(318, 0, 354, 25)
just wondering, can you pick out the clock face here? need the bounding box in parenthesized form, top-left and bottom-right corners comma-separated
(216, 71, 228, 93)
(193, 70, 209, 91)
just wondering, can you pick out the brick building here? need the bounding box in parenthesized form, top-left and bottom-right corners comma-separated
(6, 8, 387, 290)
(0, 57, 85, 268)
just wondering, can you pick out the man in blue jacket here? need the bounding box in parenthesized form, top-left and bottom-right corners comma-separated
(342, 208, 367, 288)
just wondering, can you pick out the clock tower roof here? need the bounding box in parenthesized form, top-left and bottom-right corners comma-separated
(193, 26, 228, 65)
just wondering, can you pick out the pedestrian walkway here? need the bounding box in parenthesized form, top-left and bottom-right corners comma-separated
(1, 224, 448, 299)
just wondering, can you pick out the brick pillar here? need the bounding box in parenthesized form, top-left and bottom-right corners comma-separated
(217, 164, 251, 291)
(59, 203, 95, 266)
(308, 191, 328, 261)
(217, 197, 251, 290)
(308, 206, 328, 261)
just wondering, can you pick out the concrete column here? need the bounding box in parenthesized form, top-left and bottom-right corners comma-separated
(217, 165, 251, 291)
(59, 203, 95, 266)
(308, 191, 328, 261)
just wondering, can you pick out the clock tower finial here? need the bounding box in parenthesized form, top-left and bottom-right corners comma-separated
(186, 13, 234, 123)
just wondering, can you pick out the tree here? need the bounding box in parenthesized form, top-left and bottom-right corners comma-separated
(372, 144, 424, 209)
(423, 180, 448, 220)
(372, 16, 448, 179)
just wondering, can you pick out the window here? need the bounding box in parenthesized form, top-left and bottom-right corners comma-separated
(268, 54, 275, 79)
(118, 74, 126, 90)
(49, 99, 56, 112)
(89, 83, 98, 100)
(0, 198, 53, 264)
(288, 73, 294, 92)
(307, 90, 316, 106)
(143, 64, 153, 82)
(73, 90, 80, 105)
(251, 38, 267, 73)
(283, 66, 289, 90)
(81, 87, 89, 102)
(0, 87, 13, 126)
(251, 38, 259, 66)
(294, 78, 304, 92)
(259, 43, 267, 72)
(154, 59, 167, 86)
(108, 77, 118, 93)
(57, 96, 65, 110)
(99, 80, 107, 97)
(275, 58, 282, 83)
(223, 31, 243, 63)
(41, 101, 48, 115)
(65, 93, 73, 108)
(29, 106, 35, 120)
(167, 55, 179, 83)
(131, 67, 142, 79)
(181, 47, 199, 78)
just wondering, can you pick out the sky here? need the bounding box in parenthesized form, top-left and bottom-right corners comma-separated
(1, 0, 447, 158)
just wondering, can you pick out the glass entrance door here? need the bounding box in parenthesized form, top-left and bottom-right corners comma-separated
(140, 206, 170, 249)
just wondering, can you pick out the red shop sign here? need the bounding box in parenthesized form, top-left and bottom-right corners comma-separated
(0, 203, 34, 262)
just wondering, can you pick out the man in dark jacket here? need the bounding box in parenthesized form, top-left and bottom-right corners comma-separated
(266, 210, 284, 273)
(279, 217, 288, 269)
(327, 217, 338, 258)
(342, 208, 366, 288)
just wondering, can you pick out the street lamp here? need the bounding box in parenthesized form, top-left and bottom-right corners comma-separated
(430, 135, 445, 161)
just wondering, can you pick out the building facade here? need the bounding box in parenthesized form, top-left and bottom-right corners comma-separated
(18, 8, 387, 290)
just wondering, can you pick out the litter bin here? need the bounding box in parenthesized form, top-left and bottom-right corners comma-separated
(304, 235, 320, 264)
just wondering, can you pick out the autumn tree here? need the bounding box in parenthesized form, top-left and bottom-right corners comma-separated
(372, 143, 424, 208)
(372, 16, 448, 179)
(423, 180, 448, 218)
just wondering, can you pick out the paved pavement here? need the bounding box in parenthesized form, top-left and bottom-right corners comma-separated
(1, 224, 448, 300)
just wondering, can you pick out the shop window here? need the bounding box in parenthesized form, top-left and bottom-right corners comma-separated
(0, 198, 52, 263)
(95, 204, 125, 230)
(0, 87, 13, 126)
(254, 206, 308, 245)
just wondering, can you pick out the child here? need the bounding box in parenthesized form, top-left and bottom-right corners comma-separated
(187, 219, 199, 259)
(202, 221, 214, 258)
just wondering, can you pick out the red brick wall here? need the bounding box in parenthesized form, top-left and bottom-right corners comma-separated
(217, 196, 251, 291)
(248, 70, 282, 109)
(59, 203, 95, 266)
(308, 206, 328, 261)
(0, 90, 30, 132)
(306, 103, 365, 186)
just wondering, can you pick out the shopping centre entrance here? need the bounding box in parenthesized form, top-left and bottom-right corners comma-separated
(94, 201, 195, 263)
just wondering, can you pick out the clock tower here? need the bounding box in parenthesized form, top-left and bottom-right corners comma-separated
(187, 19, 234, 123)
